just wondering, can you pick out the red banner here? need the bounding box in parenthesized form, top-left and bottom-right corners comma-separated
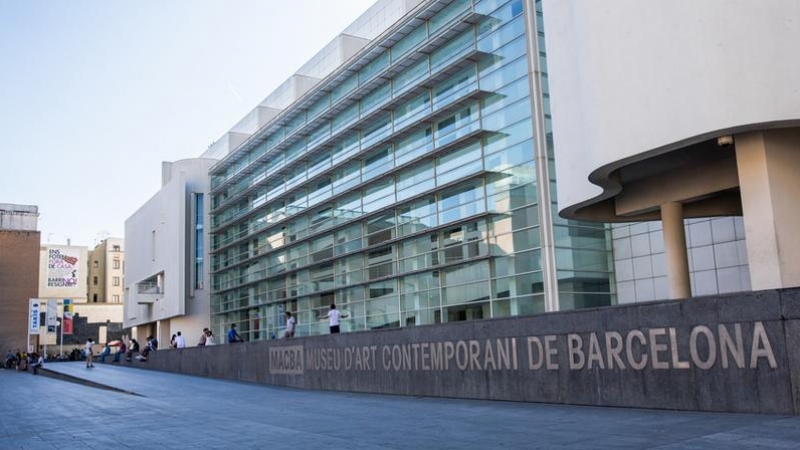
(63, 299, 73, 335)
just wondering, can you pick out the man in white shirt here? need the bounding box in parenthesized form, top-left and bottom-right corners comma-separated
(318, 304, 348, 334)
(175, 331, 187, 349)
(85, 338, 94, 368)
(284, 311, 297, 338)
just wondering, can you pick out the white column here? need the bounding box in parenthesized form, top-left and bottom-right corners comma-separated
(736, 129, 800, 289)
(661, 202, 691, 299)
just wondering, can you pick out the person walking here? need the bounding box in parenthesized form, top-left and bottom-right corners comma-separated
(175, 331, 186, 349)
(227, 324, 244, 343)
(284, 311, 297, 338)
(318, 304, 348, 334)
(85, 338, 95, 368)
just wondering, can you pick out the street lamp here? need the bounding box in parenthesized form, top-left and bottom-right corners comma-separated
(57, 317, 63, 357)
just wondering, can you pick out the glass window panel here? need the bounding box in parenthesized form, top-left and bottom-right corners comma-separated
(332, 162, 361, 195)
(332, 132, 360, 165)
(361, 83, 391, 115)
(477, 14, 526, 53)
(555, 248, 612, 272)
(392, 24, 427, 62)
(395, 128, 434, 166)
(431, 27, 475, 71)
(394, 91, 431, 129)
(334, 193, 363, 221)
(443, 260, 489, 286)
(483, 119, 533, 156)
(307, 95, 330, 121)
(307, 122, 330, 148)
(429, 0, 471, 34)
(332, 103, 358, 134)
(362, 114, 392, 148)
(439, 181, 484, 211)
(362, 146, 394, 183)
(479, 57, 528, 94)
(394, 58, 430, 95)
(396, 162, 434, 196)
(553, 225, 610, 250)
(359, 50, 389, 84)
(332, 75, 358, 104)
(284, 113, 306, 137)
(362, 178, 396, 213)
(442, 281, 490, 306)
(432, 66, 476, 109)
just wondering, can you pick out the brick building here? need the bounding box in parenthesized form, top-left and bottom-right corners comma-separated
(0, 204, 40, 353)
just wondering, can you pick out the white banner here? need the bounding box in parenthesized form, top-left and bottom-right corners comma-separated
(29, 299, 41, 333)
(46, 300, 58, 333)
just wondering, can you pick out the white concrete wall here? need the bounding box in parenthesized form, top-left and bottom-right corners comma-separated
(0, 204, 38, 231)
(124, 158, 216, 332)
(542, 0, 800, 214)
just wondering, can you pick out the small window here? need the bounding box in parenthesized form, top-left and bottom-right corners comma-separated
(93, 276, 98, 286)
(93, 261, 99, 269)
(112, 260, 120, 269)
(113, 277, 120, 287)
(112, 245, 121, 252)
(112, 295, 120, 303)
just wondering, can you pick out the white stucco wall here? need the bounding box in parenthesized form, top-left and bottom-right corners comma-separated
(543, 0, 800, 214)
(124, 158, 216, 331)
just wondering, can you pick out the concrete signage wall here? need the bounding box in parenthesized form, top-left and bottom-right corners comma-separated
(129, 289, 800, 415)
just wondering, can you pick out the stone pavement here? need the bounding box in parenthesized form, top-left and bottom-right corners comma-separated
(1, 363, 799, 450)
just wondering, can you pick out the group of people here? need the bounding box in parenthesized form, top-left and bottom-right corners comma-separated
(4, 350, 43, 374)
(0, 306, 345, 377)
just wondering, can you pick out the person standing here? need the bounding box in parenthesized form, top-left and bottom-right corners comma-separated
(198, 328, 209, 346)
(318, 304, 348, 334)
(85, 338, 95, 368)
(170, 334, 177, 349)
(175, 331, 186, 349)
(284, 311, 297, 338)
(227, 324, 244, 343)
(205, 330, 216, 346)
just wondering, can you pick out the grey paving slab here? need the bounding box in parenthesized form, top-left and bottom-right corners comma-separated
(1, 363, 799, 450)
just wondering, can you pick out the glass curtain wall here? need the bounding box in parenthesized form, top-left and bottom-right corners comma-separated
(209, 0, 614, 340)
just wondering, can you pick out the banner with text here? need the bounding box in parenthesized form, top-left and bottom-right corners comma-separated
(47, 248, 80, 288)
(29, 299, 40, 333)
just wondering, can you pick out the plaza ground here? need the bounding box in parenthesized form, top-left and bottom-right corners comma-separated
(1, 363, 799, 449)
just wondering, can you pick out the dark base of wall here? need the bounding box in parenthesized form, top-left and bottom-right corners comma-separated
(121, 289, 800, 415)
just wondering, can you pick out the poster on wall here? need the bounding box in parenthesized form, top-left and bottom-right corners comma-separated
(63, 299, 73, 335)
(47, 248, 80, 288)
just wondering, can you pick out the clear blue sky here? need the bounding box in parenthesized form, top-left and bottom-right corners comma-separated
(0, 0, 375, 248)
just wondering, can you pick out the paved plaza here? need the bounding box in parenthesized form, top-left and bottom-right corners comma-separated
(1, 363, 799, 450)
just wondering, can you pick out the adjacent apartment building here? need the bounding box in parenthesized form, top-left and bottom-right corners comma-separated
(87, 237, 125, 303)
(207, 0, 615, 340)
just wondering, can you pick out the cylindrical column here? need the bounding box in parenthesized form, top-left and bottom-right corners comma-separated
(661, 202, 691, 299)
